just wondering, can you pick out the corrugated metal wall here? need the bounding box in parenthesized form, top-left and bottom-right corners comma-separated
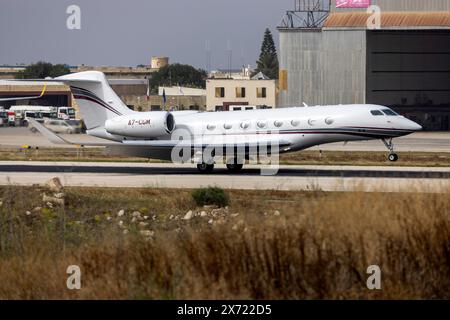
(331, 0, 450, 12)
(278, 29, 366, 107)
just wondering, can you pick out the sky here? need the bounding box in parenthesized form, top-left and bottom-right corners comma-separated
(0, 0, 294, 70)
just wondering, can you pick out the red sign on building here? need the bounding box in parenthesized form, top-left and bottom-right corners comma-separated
(336, 0, 371, 8)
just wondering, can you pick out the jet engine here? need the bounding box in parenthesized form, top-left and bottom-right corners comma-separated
(105, 112, 175, 138)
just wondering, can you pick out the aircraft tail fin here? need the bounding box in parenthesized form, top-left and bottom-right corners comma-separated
(55, 71, 133, 130)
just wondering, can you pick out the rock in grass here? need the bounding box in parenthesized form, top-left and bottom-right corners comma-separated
(42, 194, 64, 206)
(140, 230, 154, 237)
(117, 209, 125, 217)
(183, 210, 193, 220)
(45, 177, 64, 193)
(139, 222, 149, 228)
(132, 211, 141, 218)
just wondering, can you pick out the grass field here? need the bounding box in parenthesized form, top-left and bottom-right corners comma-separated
(0, 185, 448, 299)
(2, 146, 450, 167)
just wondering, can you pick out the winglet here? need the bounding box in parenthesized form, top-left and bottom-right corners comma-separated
(39, 84, 47, 98)
(28, 119, 71, 145)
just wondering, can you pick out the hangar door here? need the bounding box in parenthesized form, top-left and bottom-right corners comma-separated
(367, 30, 450, 131)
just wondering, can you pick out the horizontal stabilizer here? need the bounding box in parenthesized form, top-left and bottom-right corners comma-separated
(27, 119, 120, 146)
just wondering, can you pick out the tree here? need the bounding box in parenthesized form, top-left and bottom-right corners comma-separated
(16, 61, 71, 79)
(149, 63, 207, 94)
(254, 28, 279, 80)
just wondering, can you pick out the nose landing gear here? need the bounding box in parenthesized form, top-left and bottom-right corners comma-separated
(382, 138, 399, 162)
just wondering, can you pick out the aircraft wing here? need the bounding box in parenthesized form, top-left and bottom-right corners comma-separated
(121, 140, 292, 149)
(0, 84, 47, 102)
(28, 119, 292, 150)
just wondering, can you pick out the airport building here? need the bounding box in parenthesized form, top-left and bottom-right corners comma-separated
(278, 0, 450, 130)
(206, 77, 276, 111)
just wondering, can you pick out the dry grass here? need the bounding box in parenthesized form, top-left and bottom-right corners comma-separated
(0, 186, 448, 299)
(1, 147, 449, 167)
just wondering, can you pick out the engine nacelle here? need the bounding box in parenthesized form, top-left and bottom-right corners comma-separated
(105, 112, 175, 138)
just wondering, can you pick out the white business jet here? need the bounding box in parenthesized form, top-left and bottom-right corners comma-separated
(25, 71, 422, 173)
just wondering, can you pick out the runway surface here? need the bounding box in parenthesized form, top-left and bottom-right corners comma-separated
(1, 127, 450, 152)
(0, 161, 449, 193)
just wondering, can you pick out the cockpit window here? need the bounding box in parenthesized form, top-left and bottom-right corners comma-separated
(382, 109, 398, 116)
(371, 110, 383, 116)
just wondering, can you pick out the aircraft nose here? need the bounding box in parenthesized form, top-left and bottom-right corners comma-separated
(408, 120, 422, 132)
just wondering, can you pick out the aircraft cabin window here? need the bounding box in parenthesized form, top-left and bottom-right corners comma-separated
(224, 123, 233, 130)
(371, 110, 384, 116)
(382, 109, 398, 116)
(240, 121, 250, 129)
(207, 124, 216, 131)
(257, 121, 267, 129)
(274, 121, 283, 128)
(308, 119, 316, 126)
(325, 117, 334, 125)
(291, 120, 300, 127)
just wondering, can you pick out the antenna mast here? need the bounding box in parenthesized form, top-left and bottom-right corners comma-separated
(279, 0, 331, 29)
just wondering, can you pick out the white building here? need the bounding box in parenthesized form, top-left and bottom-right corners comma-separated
(206, 77, 276, 111)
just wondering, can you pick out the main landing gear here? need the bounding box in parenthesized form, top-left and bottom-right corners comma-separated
(197, 162, 214, 174)
(382, 138, 399, 162)
(226, 163, 244, 173)
(196, 158, 244, 174)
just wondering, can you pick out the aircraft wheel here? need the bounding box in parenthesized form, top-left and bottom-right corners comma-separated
(388, 153, 399, 162)
(197, 163, 214, 174)
(226, 163, 243, 173)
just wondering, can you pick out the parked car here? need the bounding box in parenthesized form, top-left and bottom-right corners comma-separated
(43, 119, 82, 134)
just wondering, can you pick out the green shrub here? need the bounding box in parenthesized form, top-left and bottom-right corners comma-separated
(191, 187, 229, 208)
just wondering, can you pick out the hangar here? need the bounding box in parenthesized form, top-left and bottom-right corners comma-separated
(278, 0, 450, 131)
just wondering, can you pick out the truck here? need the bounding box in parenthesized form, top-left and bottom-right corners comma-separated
(7, 111, 16, 126)
(9, 106, 76, 121)
(0, 111, 8, 126)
